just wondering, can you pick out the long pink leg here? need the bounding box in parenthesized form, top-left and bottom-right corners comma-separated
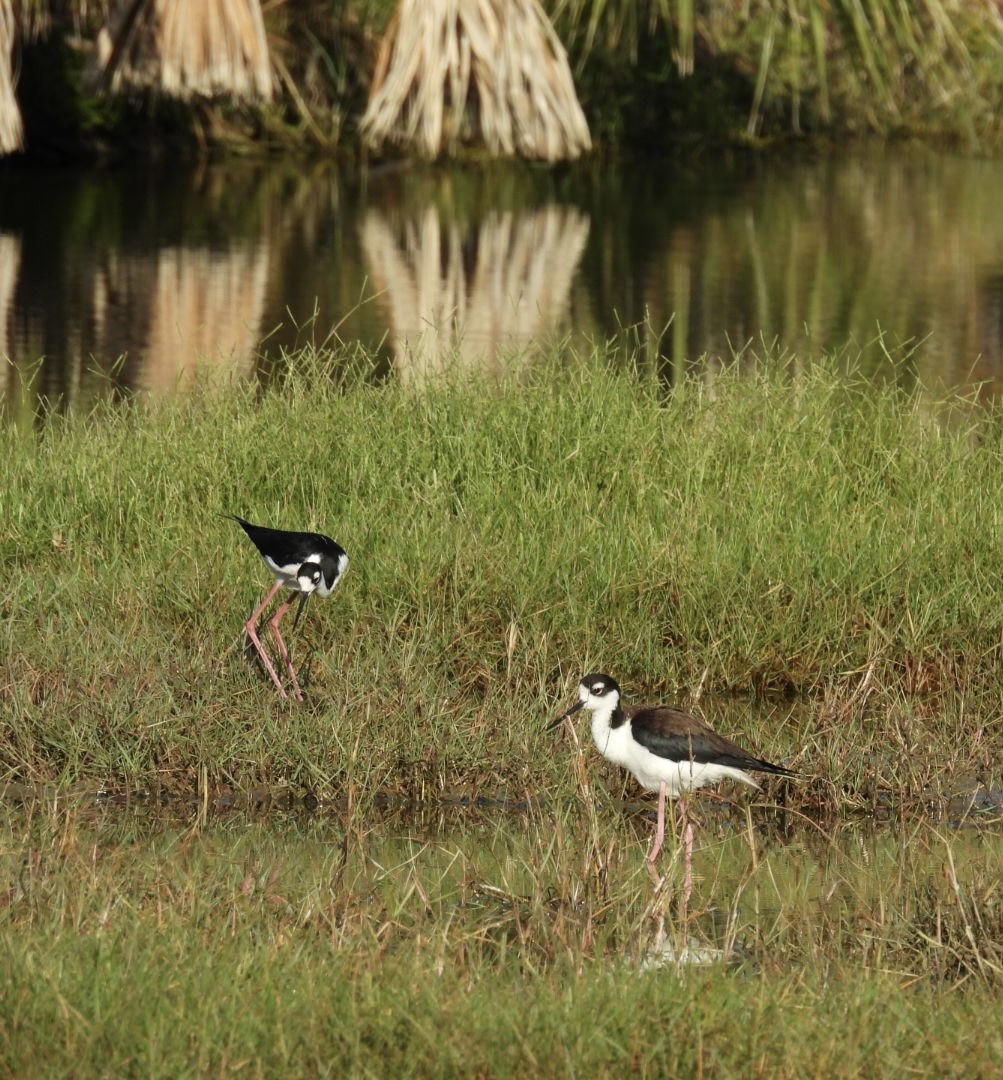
(647, 781, 668, 868)
(244, 581, 287, 698)
(679, 797, 694, 915)
(268, 598, 303, 702)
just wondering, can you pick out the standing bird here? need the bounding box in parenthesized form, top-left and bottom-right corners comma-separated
(230, 516, 348, 701)
(549, 673, 795, 897)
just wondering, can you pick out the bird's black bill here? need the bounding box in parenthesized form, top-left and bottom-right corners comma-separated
(291, 591, 311, 632)
(546, 698, 584, 731)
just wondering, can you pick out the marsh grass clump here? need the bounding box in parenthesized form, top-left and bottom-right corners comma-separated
(3, 343, 1003, 816)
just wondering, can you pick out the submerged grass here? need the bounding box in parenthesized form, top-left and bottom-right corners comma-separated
(3, 801, 1003, 1075)
(3, 343, 1003, 807)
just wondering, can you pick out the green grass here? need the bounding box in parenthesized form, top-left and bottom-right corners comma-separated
(4, 345, 1003, 1074)
(3, 345, 1003, 806)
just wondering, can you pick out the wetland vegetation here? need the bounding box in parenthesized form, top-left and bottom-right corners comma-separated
(4, 345, 1003, 1073)
(4, 0, 1002, 160)
(6, 344, 1003, 798)
(5, 803, 1003, 1076)
(5, 2, 1002, 1072)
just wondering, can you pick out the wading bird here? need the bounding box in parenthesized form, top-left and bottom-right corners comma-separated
(549, 673, 794, 898)
(230, 516, 347, 701)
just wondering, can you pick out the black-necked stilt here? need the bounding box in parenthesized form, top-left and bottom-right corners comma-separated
(549, 673, 795, 893)
(230, 516, 348, 701)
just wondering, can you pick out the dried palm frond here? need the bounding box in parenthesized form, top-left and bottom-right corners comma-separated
(13, 0, 48, 41)
(97, 0, 272, 102)
(0, 0, 23, 154)
(362, 0, 591, 162)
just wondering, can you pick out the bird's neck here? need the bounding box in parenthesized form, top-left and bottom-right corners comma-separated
(591, 702, 626, 743)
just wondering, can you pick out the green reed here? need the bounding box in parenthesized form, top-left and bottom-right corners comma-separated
(551, 0, 1003, 146)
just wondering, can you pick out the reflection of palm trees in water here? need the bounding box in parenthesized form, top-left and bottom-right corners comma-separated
(2, 165, 273, 416)
(92, 243, 268, 394)
(360, 203, 590, 382)
(3, 238, 267, 413)
(973, 267, 1003, 389)
(0, 231, 20, 402)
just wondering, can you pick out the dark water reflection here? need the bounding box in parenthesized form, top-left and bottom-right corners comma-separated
(2, 147, 1002, 421)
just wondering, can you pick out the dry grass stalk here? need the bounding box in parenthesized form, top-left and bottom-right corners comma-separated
(0, 0, 23, 154)
(362, 0, 591, 161)
(97, 0, 273, 102)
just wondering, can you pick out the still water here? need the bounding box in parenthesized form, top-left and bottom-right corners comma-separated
(2, 146, 1002, 419)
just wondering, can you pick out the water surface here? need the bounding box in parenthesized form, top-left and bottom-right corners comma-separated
(2, 147, 1002, 421)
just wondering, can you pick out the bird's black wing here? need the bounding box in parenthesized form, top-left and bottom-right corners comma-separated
(230, 516, 340, 564)
(628, 706, 795, 776)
